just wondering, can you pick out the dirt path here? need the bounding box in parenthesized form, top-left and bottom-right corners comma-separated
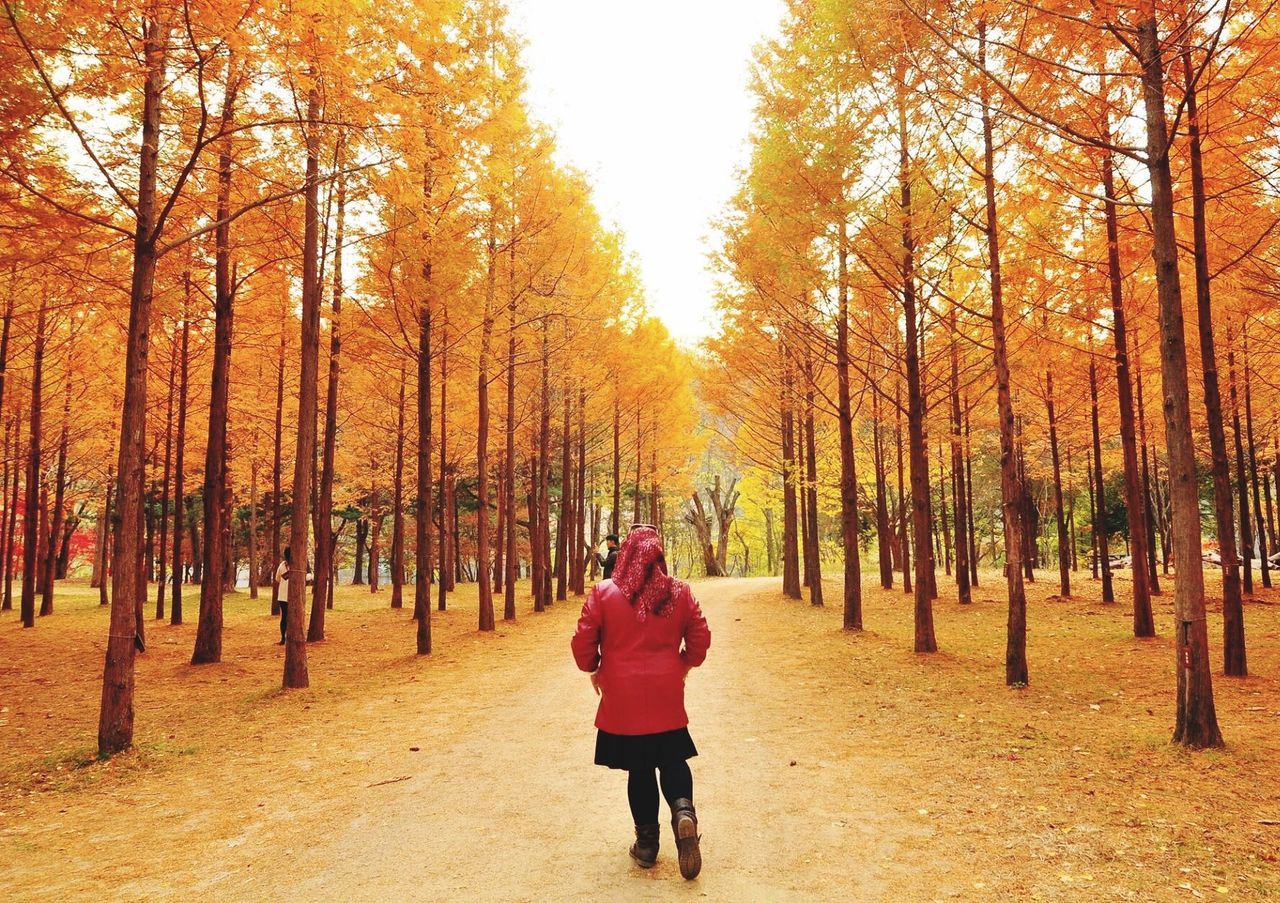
(6, 573, 1279, 901)
(2, 578, 914, 901)
(276, 577, 914, 902)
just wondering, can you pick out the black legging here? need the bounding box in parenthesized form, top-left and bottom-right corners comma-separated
(279, 600, 288, 643)
(627, 761, 693, 826)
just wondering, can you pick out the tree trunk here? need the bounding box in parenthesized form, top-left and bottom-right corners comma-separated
(588, 475, 601, 582)
(98, 460, 112, 609)
(528, 451, 541, 606)
(649, 450, 659, 536)
(503, 297, 518, 618)
(938, 442, 952, 578)
(47, 388, 72, 595)
(40, 379, 70, 617)
(611, 403, 621, 535)
(414, 300, 433, 652)
(1046, 371, 1070, 597)
(979, 23, 1024, 680)
(473, 204, 496, 630)
(353, 518, 368, 585)
(368, 511, 383, 591)
(1087, 439, 1099, 579)
(803, 361, 823, 606)
(36, 481, 48, 601)
(0, 424, 8, 607)
(0, 273, 10, 577)
(0, 274, 8, 599)
(247, 455, 258, 600)
(0, 280, 10, 609)
(632, 406, 643, 528)
(1264, 434, 1278, 559)
(1155, 454, 1172, 573)
(536, 319, 552, 609)
(492, 458, 505, 588)
(949, 316, 971, 603)
(3, 413, 22, 612)
(448, 465, 459, 588)
(60, 506, 87, 588)
(99, 15, 171, 754)
(90, 433, 106, 589)
(710, 474, 739, 578)
(55, 502, 82, 581)
(835, 222, 863, 629)
(1101, 134, 1154, 634)
(155, 328, 176, 618)
(965, 403, 979, 586)
(1137, 12, 1221, 746)
(872, 378, 893, 590)
(270, 302, 286, 615)
(765, 507, 776, 576)
(1133, 328, 1162, 593)
(573, 384, 588, 595)
(1066, 444, 1079, 573)
(530, 446, 543, 609)
(144, 485, 155, 587)
(130, 409, 147, 644)
(309, 166, 345, 637)
(589, 483, 602, 581)
(222, 474, 235, 593)
(685, 490, 720, 577)
(556, 377, 571, 602)
(899, 67, 934, 651)
(283, 79, 322, 690)
(171, 305, 189, 625)
(436, 322, 449, 612)
(415, 148, 437, 651)
(193, 74, 240, 664)
(391, 364, 406, 608)
(780, 354, 801, 599)
(800, 446, 811, 588)
(1089, 356, 1115, 603)
(1229, 344, 1253, 594)
(189, 510, 201, 584)
(1272, 434, 1280, 556)
(1243, 330, 1269, 588)
(20, 298, 46, 628)
(1017, 419, 1034, 583)
(896, 380, 911, 594)
(1179, 34, 1244, 676)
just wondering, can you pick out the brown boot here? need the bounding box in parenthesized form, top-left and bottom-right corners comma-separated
(629, 824, 660, 868)
(670, 798, 701, 879)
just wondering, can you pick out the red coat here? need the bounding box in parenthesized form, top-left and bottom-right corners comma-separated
(571, 578, 711, 736)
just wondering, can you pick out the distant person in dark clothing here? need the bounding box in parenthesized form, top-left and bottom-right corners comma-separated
(591, 534, 620, 579)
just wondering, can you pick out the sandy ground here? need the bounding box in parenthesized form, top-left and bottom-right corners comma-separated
(1, 570, 1278, 901)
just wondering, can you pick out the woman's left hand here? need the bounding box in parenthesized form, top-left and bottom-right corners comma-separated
(589, 671, 601, 696)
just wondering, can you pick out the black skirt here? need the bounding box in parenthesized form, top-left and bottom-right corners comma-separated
(594, 727, 698, 771)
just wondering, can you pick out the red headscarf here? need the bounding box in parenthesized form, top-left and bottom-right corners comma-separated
(610, 525, 676, 621)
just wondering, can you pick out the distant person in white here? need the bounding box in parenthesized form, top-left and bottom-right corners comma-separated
(273, 546, 292, 645)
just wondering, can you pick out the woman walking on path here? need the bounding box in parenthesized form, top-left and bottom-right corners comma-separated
(571, 525, 711, 880)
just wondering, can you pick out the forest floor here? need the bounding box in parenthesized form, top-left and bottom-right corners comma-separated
(1, 568, 1278, 901)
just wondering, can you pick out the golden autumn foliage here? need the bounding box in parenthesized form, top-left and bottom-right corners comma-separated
(2, 0, 1278, 756)
(0, 0, 705, 752)
(709, 0, 1280, 742)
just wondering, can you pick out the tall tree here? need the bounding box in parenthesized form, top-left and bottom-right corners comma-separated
(1136, 8, 1221, 747)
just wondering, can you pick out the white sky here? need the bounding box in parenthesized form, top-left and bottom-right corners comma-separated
(508, 0, 786, 345)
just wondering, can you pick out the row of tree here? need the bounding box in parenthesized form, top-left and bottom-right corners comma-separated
(706, 0, 1280, 748)
(0, 0, 704, 758)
